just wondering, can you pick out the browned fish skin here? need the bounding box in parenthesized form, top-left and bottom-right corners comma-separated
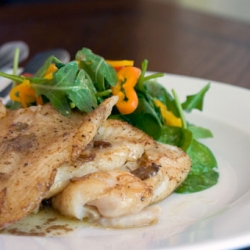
(0, 96, 117, 230)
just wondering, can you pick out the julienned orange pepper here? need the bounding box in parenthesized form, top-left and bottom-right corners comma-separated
(111, 66, 141, 115)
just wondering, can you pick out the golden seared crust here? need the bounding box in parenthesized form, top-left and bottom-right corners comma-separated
(143, 142, 192, 203)
(0, 96, 117, 229)
(46, 119, 154, 198)
(97, 119, 191, 203)
(51, 119, 191, 227)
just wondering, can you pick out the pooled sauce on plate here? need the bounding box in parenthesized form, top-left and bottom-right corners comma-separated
(0, 206, 88, 236)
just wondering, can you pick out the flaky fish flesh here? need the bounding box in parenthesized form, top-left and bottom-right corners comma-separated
(51, 120, 191, 227)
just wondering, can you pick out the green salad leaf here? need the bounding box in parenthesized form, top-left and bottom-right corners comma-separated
(35, 55, 55, 77)
(125, 94, 163, 140)
(175, 139, 219, 193)
(33, 61, 98, 116)
(0, 47, 219, 194)
(182, 83, 210, 112)
(145, 80, 179, 117)
(76, 47, 117, 91)
(132, 60, 218, 193)
(0, 58, 98, 116)
(188, 124, 213, 139)
(158, 125, 193, 151)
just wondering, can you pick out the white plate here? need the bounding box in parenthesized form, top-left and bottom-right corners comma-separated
(1, 73, 250, 250)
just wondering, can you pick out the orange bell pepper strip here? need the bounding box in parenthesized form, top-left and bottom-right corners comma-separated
(111, 66, 141, 114)
(9, 79, 43, 108)
(106, 60, 134, 67)
(9, 64, 57, 107)
(43, 63, 58, 79)
(154, 99, 182, 127)
(106, 60, 134, 71)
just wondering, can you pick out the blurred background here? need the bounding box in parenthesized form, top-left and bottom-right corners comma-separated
(1, 0, 250, 88)
(163, 0, 250, 23)
(1, 0, 250, 24)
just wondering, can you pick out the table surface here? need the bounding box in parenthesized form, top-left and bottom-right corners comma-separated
(1, 0, 250, 90)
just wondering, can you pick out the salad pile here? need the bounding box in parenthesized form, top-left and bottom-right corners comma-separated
(0, 47, 218, 193)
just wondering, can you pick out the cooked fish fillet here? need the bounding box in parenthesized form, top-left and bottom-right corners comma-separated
(141, 141, 191, 203)
(99, 120, 192, 203)
(46, 118, 151, 198)
(52, 170, 153, 220)
(51, 120, 191, 226)
(0, 96, 118, 230)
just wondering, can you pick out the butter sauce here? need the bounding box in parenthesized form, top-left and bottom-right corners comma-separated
(0, 206, 88, 236)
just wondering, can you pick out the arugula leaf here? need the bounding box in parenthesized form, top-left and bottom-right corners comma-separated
(45, 90, 72, 117)
(35, 56, 55, 77)
(76, 48, 117, 91)
(182, 83, 210, 112)
(68, 69, 97, 112)
(0, 71, 24, 83)
(136, 59, 148, 92)
(32, 61, 97, 116)
(136, 59, 164, 89)
(54, 61, 78, 84)
(34, 56, 66, 78)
